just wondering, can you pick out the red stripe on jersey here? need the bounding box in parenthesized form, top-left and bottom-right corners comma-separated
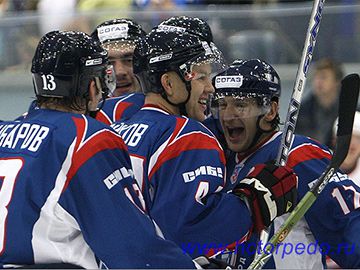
(73, 117, 86, 152)
(95, 110, 111, 125)
(149, 133, 225, 180)
(287, 144, 331, 168)
(170, 117, 187, 142)
(114, 101, 132, 122)
(62, 118, 128, 192)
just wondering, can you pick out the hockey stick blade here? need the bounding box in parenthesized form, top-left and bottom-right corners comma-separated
(312, 73, 360, 194)
(247, 73, 360, 269)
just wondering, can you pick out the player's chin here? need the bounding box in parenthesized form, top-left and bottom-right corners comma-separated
(113, 85, 133, 96)
(195, 110, 207, 122)
(227, 139, 247, 153)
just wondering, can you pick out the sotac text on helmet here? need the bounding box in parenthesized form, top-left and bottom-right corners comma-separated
(98, 24, 129, 35)
(157, 24, 186, 33)
(97, 23, 129, 42)
(215, 75, 243, 89)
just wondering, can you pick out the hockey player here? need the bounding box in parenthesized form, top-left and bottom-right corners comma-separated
(91, 18, 146, 97)
(209, 59, 360, 268)
(95, 15, 221, 125)
(16, 19, 146, 122)
(0, 30, 201, 269)
(332, 111, 360, 187)
(110, 29, 298, 260)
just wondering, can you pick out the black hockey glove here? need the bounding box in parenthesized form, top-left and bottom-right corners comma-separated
(193, 256, 232, 269)
(233, 162, 298, 233)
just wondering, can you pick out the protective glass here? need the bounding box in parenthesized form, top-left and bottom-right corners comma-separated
(210, 93, 271, 119)
(179, 41, 227, 82)
(102, 64, 116, 95)
(103, 40, 137, 52)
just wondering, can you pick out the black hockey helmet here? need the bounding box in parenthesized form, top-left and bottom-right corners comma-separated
(211, 59, 281, 118)
(133, 29, 225, 95)
(156, 16, 224, 67)
(91, 18, 146, 48)
(31, 30, 116, 99)
(157, 15, 213, 43)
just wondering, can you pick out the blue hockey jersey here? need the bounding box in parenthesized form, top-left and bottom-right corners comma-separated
(111, 104, 253, 258)
(219, 130, 360, 269)
(0, 108, 196, 269)
(96, 93, 145, 125)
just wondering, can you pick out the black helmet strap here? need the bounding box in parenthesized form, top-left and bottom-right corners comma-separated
(248, 113, 276, 150)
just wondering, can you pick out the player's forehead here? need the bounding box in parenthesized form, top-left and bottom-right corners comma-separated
(107, 46, 134, 59)
(104, 41, 135, 54)
(192, 63, 211, 74)
(221, 95, 257, 103)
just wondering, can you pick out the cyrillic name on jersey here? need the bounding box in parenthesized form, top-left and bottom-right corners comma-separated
(0, 123, 49, 152)
(182, 165, 223, 183)
(103, 167, 134, 189)
(111, 122, 148, 147)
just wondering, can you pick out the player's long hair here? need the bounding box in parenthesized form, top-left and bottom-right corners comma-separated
(36, 96, 88, 113)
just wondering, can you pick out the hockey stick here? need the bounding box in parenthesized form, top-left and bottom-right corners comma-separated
(248, 73, 360, 269)
(254, 0, 326, 262)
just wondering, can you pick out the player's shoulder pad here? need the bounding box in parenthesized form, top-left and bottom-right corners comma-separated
(180, 116, 218, 138)
(293, 133, 329, 151)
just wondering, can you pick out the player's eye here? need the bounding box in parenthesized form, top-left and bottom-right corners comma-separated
(217, 99, 227, 110)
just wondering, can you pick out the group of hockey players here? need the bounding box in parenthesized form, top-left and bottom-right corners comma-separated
(0, 14, 360, 270)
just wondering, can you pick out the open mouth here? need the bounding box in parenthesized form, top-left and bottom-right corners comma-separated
(198, 98, 209, 111)
(227, 126, 245, 140)
(117, 82, 132, 89)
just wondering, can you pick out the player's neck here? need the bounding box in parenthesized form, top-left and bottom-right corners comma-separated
(144, 93, 180, 115)
(40, 104, 85, 114)
(237, 131, 277, 161)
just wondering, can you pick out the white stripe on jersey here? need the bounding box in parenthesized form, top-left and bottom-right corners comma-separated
(32, 137, 98, 268)
(148, 136, 171, 178)
(112, 93, 135, 121)
(148, 116, 187, 177)
(141, 106, 170, 115)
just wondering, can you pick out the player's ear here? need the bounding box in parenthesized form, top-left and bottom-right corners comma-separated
(263, 101, 279, 122)
(88, 79, 101, 111)
(161, 72, 174, 96)
(259, 101, 279, 131)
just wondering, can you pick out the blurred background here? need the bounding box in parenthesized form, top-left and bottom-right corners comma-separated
(0, 0, 359, 120)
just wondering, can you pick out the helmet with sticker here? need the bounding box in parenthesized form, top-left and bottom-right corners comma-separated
(156, 16, 224, 69)
(133, 29, 221, 94)
(213, 58, 281, 103)
(91, 18, 146, 50)
(211, 59, 281, 119)
(157, 15, 213, 43)
(31, 30, 115, 99)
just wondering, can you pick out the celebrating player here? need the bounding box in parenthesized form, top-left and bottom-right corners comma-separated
(209, 59, 360, 268)
(0, 30, 200, 269)
(110, 28, 298, 260)
(95, 15, 221, 125)
(91, 18, 146, 97)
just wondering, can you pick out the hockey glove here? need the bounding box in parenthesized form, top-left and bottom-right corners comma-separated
(233, 162, 298, 233)
(193, 256, 232, 269)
